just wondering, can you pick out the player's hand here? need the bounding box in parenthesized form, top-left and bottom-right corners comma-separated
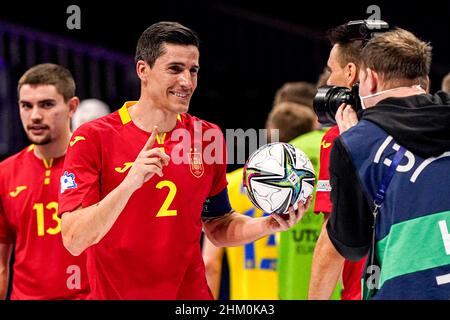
(268, 195, 313, 232)
(335, 103, 358, 133)
(123, 126, 170, 192)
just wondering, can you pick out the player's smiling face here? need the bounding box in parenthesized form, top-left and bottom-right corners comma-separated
(144, 43, 199, 114)
(19, 84, 74, 145)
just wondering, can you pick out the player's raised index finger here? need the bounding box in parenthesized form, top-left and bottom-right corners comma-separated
(143, 126, 158, 151)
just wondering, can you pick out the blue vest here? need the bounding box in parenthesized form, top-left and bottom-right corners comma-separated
(341, 120, 450, 299)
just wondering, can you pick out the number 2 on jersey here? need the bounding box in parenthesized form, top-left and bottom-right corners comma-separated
(155, 180, 178, 217)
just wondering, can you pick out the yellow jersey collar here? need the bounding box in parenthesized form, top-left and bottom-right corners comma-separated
(118, 101, 183, 125)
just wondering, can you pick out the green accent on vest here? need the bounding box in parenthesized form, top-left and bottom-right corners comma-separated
(376, 211, 450, 288)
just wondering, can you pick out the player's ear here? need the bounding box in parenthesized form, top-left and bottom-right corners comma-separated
(136, 60, 150, 82)
(67, 96, 80, 117)
(345, 62, 358, 87)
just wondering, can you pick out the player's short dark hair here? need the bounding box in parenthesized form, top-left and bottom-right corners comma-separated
(327, 23, 365, 67)
(17, 63, 75, 102)
(273, 82, 316, 108)
(135, 21, 200, 67)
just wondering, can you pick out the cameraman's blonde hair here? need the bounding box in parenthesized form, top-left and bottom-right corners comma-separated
(361, 28, 432, 87)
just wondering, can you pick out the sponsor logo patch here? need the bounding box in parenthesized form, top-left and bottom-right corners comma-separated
(316, 180, 332, 192)
(321, 140, 332, 149)
(9, 186, 27, 198)
(115, 162, 134, 173)
(69, 136, 86, 147)
(60, 171, 77, 193)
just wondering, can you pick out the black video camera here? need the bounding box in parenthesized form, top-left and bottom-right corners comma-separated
(346, 19, 390, 41)
(313, 84, 362, 125)
(313, 20, 390, 125)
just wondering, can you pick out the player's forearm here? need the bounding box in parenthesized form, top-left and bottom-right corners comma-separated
(61, 180, 136, 256)
(202, 238, 224, 299)
(204, 212, 274, 247)
(0, 271, 7, 299)
(0, 244, 12, 300)
(205, 267, 221, 300)
(308, 220, 344, 300)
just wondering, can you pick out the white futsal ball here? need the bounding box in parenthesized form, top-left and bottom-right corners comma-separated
(243, 142, 315, 214)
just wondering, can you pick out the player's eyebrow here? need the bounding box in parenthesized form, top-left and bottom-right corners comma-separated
(168, 62, 200, 70)
(19, 99, 57, 105)
(38, 99, 57, 104)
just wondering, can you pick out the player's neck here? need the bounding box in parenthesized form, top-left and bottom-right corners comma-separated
(129, 101, 178, 133)
(33, 131, 71, 161)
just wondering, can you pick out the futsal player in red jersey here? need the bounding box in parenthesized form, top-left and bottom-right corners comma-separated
(59, 21, 310, 300)
(308, 22, 370, 300)
(312, 124, 365, 300)
(0, 64, 90, 299)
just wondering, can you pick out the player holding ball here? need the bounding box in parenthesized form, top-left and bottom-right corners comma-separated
(59, 21, 310, 300)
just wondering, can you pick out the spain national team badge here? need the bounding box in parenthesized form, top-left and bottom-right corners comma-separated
(188, 152, 204, 178)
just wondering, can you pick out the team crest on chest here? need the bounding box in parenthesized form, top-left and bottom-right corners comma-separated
(188, 150, 204, 178)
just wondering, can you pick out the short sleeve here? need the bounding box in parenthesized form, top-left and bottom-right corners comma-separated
(58, 124, 102, 216)
(0, 203, 14, 244)
(207, 129, 228, 198)
(201, 188, 232, 219)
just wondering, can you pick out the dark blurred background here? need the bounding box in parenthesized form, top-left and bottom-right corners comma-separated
(1, 0, 449, 167)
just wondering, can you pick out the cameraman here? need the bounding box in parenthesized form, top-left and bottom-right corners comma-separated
(328, 28, 450, 299)
(308, 21, 369, 300)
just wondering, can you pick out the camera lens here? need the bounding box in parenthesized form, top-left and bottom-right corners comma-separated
(313, 86, 353, 125)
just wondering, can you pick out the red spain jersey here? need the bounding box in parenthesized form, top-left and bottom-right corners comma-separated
(313, 125, 366, 300)
(59, 101, 229, 300)
(314, 125, 339, 214)
(0, 145, 90, 299)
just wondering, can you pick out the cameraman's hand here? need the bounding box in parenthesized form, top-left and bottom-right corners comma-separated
(336, 103, 358, 133)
